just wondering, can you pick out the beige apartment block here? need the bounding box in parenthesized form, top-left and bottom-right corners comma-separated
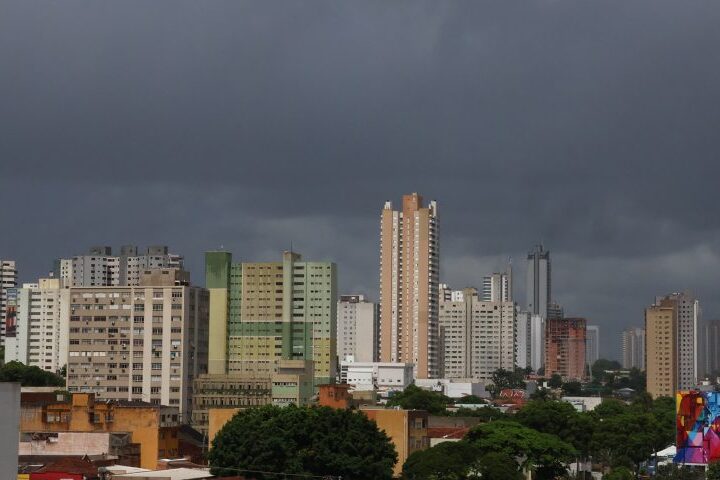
(439, 287, 515, 382)
(65, 269, 209, 419)
(380, 193, 439, 379)
(645, 302, 677, 398)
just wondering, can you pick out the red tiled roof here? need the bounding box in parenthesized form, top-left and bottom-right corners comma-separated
(36, 456, 98, 476)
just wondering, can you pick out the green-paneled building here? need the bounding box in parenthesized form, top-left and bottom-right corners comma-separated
(204, 250, 338, 386)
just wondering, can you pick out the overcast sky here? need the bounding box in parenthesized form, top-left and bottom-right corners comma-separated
(2, 1, 720, 360)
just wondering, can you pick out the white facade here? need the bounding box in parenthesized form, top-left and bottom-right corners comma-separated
(586, 325, 600, 367)
(414, 378, 490, 399)
(515, 310, 544, 372)
(4, 278, 70, 373)
(337, 295, 378, 363)
(439, 288, 515, 382)
(672, 293, 700, 388)
(481, 268, 512, 302)
(526, 245, 550, 317)
(0, 382, 20, 479)
(59, 246, 184, 287)
(622, 327, 645, 370)
(0, 259, 18, 346)
(66, 275, 209, 418)
(340, 361, 414, 392)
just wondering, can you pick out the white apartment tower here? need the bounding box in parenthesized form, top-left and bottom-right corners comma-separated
(622, 327, 645, 370)
(526, 245, 551, 318)
(379, 193, 440, 379)
(586, 325, 600, 367)
(439, 287, 515, 382)
(0, 260, 18, 346)
(57, 246, 183, 287)
(4, 278, 70, 373)
(482, 268, 512, 302)
(515, 309, 544, 372)
(65, 269, 209, 418)
(337, 295, 379, 363)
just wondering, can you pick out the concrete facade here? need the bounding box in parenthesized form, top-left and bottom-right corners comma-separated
(0, 259, 18, 346)
(57, 246, 183, 287)
(585, 325, 600, 367)
(439, 287, 515, 382)
(360, 408, 429, 477)
(20, 392, 179, 470)
(622, 327, 645, 370)
(65, 269, 209, 418)
(4, 278, 70, 373)
(526, 245, 550, 318)
(337, 294, 379, 363)
(0, 382, 20, 479)
(545, 317, 587, 381)
(481, 269, 512, 302)
(515, 310, 544, 372)
(646, 302, 678, 398)
(340, 361, 414, 391)
(380, 193, 440, 379)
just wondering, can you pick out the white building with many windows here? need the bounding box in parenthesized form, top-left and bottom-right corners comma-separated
(337, 295, 378, 363)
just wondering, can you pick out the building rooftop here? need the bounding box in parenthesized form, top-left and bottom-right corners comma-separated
(115, 467, 212, 480)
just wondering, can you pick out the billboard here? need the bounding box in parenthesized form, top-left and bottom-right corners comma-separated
(4, 288, 17, 338)
(675, 390, 720, 464)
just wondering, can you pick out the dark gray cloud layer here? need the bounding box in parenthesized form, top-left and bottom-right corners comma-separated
(2, 0, 720, 359)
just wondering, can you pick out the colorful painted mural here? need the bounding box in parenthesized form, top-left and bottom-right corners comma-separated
(675, 390, 720, 464)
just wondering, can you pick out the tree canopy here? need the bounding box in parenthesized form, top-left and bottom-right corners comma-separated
(386, 384, 451, 414)
(208, 405, 397, 480)
(488, 368, 527, 398)
(402, 441, 482, 480)
(0, 361, 65, 386)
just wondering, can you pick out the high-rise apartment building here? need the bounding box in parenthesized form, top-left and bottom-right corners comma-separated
(380, 193, 439, 379)
(622, 327, 645, 370)
(337, 295, 379, 363)
(526, 245, 550, 318)
(585, 325, 600, 367)
(0, 260, 18, 346)
(481, 268, 512, 302)
(545, 317, 587, 381)
(702, 320, 720, 378)
(515, 309, 544, 372)
(205, 250, 337, 386)
(65, 268, 209, 418)
(645, 302, 677, 398)
(4, 278, 70, 373)
(439, 287, 515, 382)
(56, 246, 183, 287)
(645, 292, 700, 397)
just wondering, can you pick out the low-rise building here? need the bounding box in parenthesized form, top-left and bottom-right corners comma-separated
(340, 361, 414, 392)
(20, 392, 180, 469)
(360, 407, 430, 477)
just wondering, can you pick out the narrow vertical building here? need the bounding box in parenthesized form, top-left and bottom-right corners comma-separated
(545, 317, 587, 381)
(702, 320, 720, 378)
(645, 302, 677, 398)
(337, 295, 379, 363)
(645, 292, 699, 396)
(0, 260, 18, 346)
(481, 268, 512, 302)
(515, 309, 544, 372)
(380, 193, 439, 379)
(205, 251, 232, 375)
(526, 245, 550, 318)
(585, 325, 600, 368)
(439, 287, 515, 382)
(622, 327, 645, 370)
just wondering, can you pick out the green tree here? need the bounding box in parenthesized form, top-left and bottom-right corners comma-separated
(548, 373, 563, 389)
(455, 395, 485, 405)
(0, 361, 65, 386)
(402, 441, 481, 480)
(387, 384, 451, 414)
(592, 359, 622, 383)
(562, 381, 583, 396)
(451, 406, 506, 421)
(208, 405, 397, 479)
(591, 411, 659, 475)
(603, 466, 634, 480)
(707, 461, 720, 480)
(466, 420, 576, 479)
(488, 368, 527, 398)
(476, 452, 523, 480)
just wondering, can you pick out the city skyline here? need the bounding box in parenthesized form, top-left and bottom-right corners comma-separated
(4, 1, 720, 361)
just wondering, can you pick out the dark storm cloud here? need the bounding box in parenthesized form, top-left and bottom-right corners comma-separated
(2, 0, 720, 358)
